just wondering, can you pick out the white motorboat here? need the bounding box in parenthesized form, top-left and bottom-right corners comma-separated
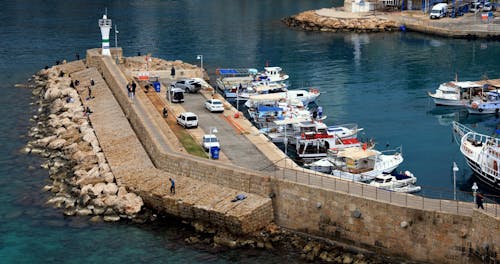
(245, 89, 320, 109)
(307, 146, 404, 181)
(256, 66, 289, 83)
(466, 91, 500, 114)
(428, 81, 482, 106)
(452, 121, 500, 191)
(369, 171, 420, 193)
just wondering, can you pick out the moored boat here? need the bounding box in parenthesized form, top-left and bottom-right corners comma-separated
(466, 91, 500, 114)
(369, 171, 421, 193)
(428, 81, 483, 106)
(452, 121, 500, 191)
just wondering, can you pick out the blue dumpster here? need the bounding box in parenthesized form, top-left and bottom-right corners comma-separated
(153, 81, 161, 92)
(210, 146, 220, 159)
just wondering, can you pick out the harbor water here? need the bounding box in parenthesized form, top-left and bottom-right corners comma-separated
(1, 0, 499, 262)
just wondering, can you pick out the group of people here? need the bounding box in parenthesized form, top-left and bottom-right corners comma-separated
(127, 81, 137, 100)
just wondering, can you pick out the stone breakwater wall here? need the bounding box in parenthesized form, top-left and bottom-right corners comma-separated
(87, 51, 498, 263)
(282, 10, 397, 33)
(24, 61, 144, 222)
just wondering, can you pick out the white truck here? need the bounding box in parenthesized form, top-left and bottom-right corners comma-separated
(430, 3, 448, 19)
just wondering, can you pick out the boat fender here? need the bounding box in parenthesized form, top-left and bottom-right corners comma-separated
(471, 102, 479, 109)
(478, 108, 483, 112)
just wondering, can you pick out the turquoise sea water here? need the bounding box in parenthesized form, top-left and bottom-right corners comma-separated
(1, 0, 499, 262)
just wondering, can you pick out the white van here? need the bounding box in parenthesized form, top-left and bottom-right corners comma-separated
(430, 3, 448, 19)
(176, 112, 198, 128)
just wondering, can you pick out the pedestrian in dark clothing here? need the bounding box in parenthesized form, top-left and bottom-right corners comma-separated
(87, 86, 93, 100)
(90, 78, 95, 86)
(476, 193, 484, 209)
(127, 82, 132, 99)
(170, 66, 176, 79)
(169, 178, 175, 194)
(131, 82, 137, 99)
(163, 107, 168, 118)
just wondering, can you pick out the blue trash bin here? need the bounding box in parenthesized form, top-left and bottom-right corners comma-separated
(210, 146, 220, 159)
(153, 81, 161, 92)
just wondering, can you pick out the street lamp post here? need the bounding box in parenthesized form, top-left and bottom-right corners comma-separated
(197, 54, 203, 70)
(453, 162, 459, 200)
(472, 182, 479, 204)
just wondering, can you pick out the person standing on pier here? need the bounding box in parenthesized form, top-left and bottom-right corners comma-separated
(169, 178, 175, 194)
(87, 86, 93, 100)
(90, 78, 95, 86)
(476, 192, 484, 209)
(127, 82, 132, 99)
(170, 66, 176, 80)
(131, 82, 137, 100)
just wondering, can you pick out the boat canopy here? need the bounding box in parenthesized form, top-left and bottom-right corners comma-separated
(273, 117, 310, 125)
(249, 93, 287, 101)
(337, 147, 378, 160)
(257, 105, 282, 112)
(217, 68, 256, 77)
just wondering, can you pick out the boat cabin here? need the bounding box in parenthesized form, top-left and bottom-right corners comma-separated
(334, 147, 379, 174)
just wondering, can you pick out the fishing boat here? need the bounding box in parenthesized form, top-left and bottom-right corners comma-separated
(215, 68, 257, 98)
(256, 66, 289, 83)
(466, 91, 500, 114)
(296, 137, 362, 161)
(452, 121, 500, 191)
(306, 146, 404, 181)
(428, 81, 483, 106)
(369, 171, 421, 193)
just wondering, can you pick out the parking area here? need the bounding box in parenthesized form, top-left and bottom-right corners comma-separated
(181, 92, 275, 171)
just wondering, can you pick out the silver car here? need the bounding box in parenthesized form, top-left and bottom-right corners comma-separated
(172, 79, 202, 93)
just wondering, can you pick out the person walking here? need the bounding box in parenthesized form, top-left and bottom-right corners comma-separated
(476, 192, 484, 209)
(90, 78, 95, 86)
(127, 82, 132, 99)
(169, 178, 175, 194)
(87, 86, 93, 100)
(170, 66, 176, 80)
(131, 81, 137, 100)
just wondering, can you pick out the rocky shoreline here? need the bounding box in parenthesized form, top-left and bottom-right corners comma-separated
(282, 10, 398, 33)
(23, 64, 145, 222)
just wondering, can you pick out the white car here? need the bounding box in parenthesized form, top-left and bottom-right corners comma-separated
(176, 112, 198, 128)
(202, 134, 220, 152)
(205, 99, 224, 113)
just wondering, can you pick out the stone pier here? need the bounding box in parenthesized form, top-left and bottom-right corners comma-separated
(69, 62, 273, 234)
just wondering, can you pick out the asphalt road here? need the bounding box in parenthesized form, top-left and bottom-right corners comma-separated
(182, 92, 275, 171)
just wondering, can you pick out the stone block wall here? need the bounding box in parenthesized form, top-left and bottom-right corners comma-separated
(270, 178, 499, 263)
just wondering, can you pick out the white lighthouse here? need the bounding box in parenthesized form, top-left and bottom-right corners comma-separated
(98, 11, 112, 56)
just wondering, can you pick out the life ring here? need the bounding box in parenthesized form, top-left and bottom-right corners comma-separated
(478, 108, 483, 112)
(471, 102, 479, 109)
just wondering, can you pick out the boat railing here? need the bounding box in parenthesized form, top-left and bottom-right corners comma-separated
(271, 157, 499, 218)
(380, 145, 403, 156)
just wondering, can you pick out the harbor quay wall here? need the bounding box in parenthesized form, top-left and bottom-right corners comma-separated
(270, 179, 499, 263)
(88, 51, 498, 263)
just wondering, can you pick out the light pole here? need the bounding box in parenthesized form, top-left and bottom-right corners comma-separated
(453, 162, 459, 200)
(472, 182, 478, 204)
(197, 54, 203, 70)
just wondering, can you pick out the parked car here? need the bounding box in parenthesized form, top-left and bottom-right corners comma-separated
(205, 99, 225, 113)
(172, 79, 202, 93)
(202, 134, 220, 152)
(470, 1, 483, 12)
(167, 85, 184, 103)
(430, 3, 448, 19)
(483, 2, 494, 11)
(176, 112, 198, 128)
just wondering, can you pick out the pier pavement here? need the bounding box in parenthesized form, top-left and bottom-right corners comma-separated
(68, 64, 273, 234)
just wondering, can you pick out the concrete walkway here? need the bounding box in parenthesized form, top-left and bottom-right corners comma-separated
(70, 66, 273, 234)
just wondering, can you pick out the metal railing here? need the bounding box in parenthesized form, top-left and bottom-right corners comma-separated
(273, 158, 498, 217)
